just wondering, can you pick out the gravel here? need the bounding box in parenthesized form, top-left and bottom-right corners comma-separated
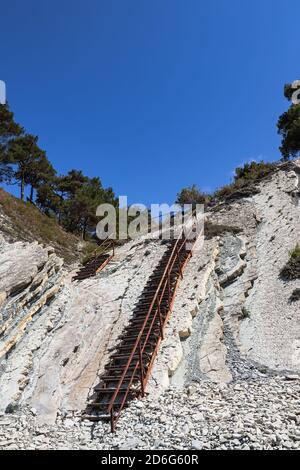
(0, 376, 299, 450)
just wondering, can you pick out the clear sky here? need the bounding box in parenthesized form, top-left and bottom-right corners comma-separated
(1, 0, 299, 205)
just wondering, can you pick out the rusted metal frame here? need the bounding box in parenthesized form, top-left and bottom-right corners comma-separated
(139, 252, 180, 356)
(138, 341, 145, 397)
(109, 233, 196, 431)
(167, 270, 171, 306)
(153, 234, 194, 321)
(138, 238, 185, 350)
(94, 239, 115, 274)
(139, 245, 194, 391)
(94, 237, 115, 259)
(110, 408, 114, 433)
(140, 302, 162, 356)
(156, 299, 164, 339)
(111, 358, 141, 429)
(106, 233, 185, 414)
(96, 236, 111, 254)
(175, 245, 184, 279)
(111, 309, 162, 431)
(141, 336, 163, 388)
(168, 252, 192, 313)
(138, 243, 188, 381)
(95, 254, 114, 274)
(107, 231, 194, 423)
(122, 240, 183, 360)
(111, 310, 162, 417)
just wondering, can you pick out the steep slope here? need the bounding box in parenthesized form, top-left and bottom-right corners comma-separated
(0, 189, 82, 264)
(150, 159, 300, 390)
(0, 160, 299, 449)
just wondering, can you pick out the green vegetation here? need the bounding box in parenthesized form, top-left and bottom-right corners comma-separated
(289, 244, 300, 259)
(214, 161, 276, 200)
(176, 185, 211, 207)
(290, 288, 300, 302)
(177, 81, 300, 203)
(0, 103, 117, 240)
(280, 244, 300, 280)
(177, 161, 276, 204)
(277, 82, 300, 160)
(204, 220, 242, 239)
(240, 307, 250, 319)
(0, 188, 80, 263)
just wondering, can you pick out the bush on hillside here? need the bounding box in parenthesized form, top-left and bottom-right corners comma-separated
(176, 185, 211, 208)
(290, 288, 300, 302)
(280, 244, 300, 280)
(214, 161, 276, 201)
(204, 221, 242, 239)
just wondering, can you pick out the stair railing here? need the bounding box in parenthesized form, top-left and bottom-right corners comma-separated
(107, 224, 197, 431)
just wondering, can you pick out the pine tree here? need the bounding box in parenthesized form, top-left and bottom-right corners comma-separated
(63, 177, 116, 239)
(277, 82, 300, 160)
(0, 103, 23, 183)
(176, 185, 210, 208)
(7, 134, 46, 200)
(27, 153, 56, 202)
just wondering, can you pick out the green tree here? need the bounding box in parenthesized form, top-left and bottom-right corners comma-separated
(36, 182, 61, 216)
(53, 171, 88, 224)
(0, 103, 23, 183)
(27, 152, 56, 201)
(7, 134, 46, 200)
(58, 170, 88, 198)
(277, 81, 300, 160)
(62, 177, 116, 239)
(176, 185, 210, 208)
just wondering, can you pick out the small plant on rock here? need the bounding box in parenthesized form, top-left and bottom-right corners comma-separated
(240, 307, 250, 319)
(290, 244, 300, 259)
(280, 244, 300, 280)
(290, 288, 300, 302)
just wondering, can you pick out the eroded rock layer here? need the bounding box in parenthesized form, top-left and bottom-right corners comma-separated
(0, 159, 300, 448)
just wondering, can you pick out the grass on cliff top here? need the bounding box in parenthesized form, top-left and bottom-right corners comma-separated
(213, 161, 277, 201)
(0, 188, 82, 264)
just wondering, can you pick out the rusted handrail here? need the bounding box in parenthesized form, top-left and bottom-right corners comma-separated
(107, 228, 193, 420)
(91, 237, 115, 259)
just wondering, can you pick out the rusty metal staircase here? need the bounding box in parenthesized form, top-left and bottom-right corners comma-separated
(73, 240, 115, 282)
(83, 229, 197, 431)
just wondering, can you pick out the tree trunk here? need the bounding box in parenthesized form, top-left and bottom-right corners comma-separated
(20, 177, 25, 201)
(30, 185, 34, 201)
(82, 219, 88, 241)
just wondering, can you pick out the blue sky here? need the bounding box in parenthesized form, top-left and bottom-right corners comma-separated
(1, 0, 299, 205)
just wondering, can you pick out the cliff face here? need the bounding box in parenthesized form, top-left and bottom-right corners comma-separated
(0, 159, 299, 448)
(0, 237, 64, 352)
(150, 159, 300, 392)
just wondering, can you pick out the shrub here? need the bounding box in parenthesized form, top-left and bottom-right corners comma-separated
(290, 288, 300, 302)
(290, 244, 300, 259)
(280, 244, 300, 280)
(204, 221, 242, 239)
(214, 161, 276, 201)
(176, 185, 211, 207)
(234, 161, 275, 183)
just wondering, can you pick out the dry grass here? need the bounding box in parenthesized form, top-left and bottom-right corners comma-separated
(0, 188, 82, 264)
(204, 220, 242, 239)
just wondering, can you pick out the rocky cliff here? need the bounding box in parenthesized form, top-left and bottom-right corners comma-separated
(0, 159, 299, 450)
